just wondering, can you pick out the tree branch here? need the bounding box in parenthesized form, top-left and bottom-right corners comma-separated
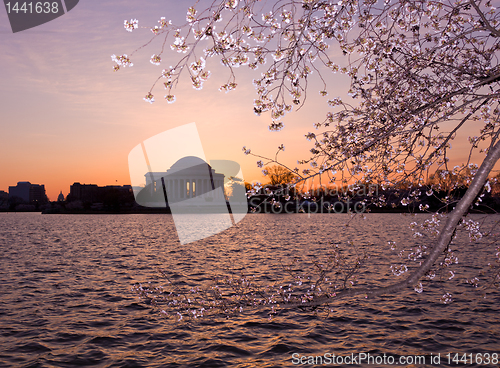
(283, 138, 500, 308)
(470, 0, 500, 38)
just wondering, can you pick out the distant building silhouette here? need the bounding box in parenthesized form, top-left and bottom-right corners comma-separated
(67, 182, 134, 208)
(8, 181, 48, 204)
(68, 182, 99, 203)
(0, 190, 8, 209)
(57, 191, 65, 202)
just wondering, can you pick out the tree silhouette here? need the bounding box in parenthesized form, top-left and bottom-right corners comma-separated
(264, 165, 297, 185)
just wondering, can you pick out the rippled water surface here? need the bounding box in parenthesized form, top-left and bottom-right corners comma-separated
(0, 213, 499, 367)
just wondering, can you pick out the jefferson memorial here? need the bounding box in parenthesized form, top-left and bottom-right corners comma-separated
(144, 156, 225, 204)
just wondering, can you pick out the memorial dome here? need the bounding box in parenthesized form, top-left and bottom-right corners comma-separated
(167, 156, 211, 174)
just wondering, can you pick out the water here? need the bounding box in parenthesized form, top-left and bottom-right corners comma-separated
(0, 213, 499, 367)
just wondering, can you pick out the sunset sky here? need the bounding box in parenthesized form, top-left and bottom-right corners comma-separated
(0, 0, 489, 200)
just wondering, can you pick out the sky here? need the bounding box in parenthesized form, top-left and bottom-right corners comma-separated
(0, 0, 490, 201)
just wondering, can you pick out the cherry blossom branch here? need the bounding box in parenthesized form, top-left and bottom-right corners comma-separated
(282, 138, 500, 309)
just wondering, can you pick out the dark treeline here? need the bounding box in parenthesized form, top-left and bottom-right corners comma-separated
(246, 180, 500, 214)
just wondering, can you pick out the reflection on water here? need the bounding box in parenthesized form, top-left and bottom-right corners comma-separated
(0, 213, 499, 367)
